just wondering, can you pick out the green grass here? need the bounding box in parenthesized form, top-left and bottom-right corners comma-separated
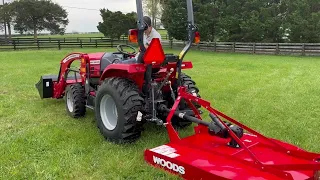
(1, 48, 320, 179)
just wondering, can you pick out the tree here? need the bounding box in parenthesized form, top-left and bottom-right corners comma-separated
(97, 9, 137, 39)
(0, 4, 7, 40)
(0, 22, 3, 32)
(193, 0, 219, 42)
(161, 0, 219, 41)
(0, 2, 17, 40)
(161, 0, 319, 43)
(143, 0, 162, 28)
(217, 0, 285, 42)
(282, 0, 320, 43)
(12, 0, 68, 40)
(161, 0, 187, 40)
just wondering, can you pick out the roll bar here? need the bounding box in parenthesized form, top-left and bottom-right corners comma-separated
(135, 0, 147, 63)
(135, 0, 197, 66)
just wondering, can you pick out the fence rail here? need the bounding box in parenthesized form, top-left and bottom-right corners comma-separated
(0, 38, 128, 50)
(160, 41, 320, 56)
(1, 37, 320, 56)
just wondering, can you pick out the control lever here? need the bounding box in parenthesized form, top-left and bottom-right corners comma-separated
(157, 68, 174, 94)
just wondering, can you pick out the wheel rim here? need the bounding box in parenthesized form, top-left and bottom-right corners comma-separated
(67, 90, 74, 112)
(100, 94, 118, 130)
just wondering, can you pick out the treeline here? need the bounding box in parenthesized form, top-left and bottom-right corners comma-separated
(0, 0, 68, 40)
(160, 0, 320, 43)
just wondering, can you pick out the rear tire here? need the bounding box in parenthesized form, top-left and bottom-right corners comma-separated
(95, 77, 144, 144)
(65, 84, 86, 118)
(172, 73, 201, 129)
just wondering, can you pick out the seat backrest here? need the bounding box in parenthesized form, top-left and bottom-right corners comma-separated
(100, 53, 120, 72)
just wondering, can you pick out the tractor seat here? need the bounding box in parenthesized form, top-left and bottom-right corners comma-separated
(100, 53, 139, 73)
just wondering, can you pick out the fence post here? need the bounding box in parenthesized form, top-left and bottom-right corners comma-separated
(64, 38, 66, 43)
(214, 42, 217, 52)
(37, 40, 40, 50)
(90, 38, 92, 43)
(233, 42, 236, 52)
(58, 40, 61, 50)
(170, 39, 173, 49)
(207, 42, 209, 51)
(253, 42, 256, 54)
(111, 39, 113, 48)
(49, 37, 51, 42)
(80, 40, 83, 48)
(95, 40, 98, 48)
(77, 37, 79, 42)
(13, 40, 16, 50)
(302, 43, 306, 56)
(276, 43, 279, 55)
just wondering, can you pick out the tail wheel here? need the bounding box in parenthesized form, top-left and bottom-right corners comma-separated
(65, 83, 86, 118)
(95, 77, 145, 144)
(172, 73, 201, 129)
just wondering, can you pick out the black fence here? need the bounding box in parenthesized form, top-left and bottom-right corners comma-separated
(161, 41, 320, 56)
(0, 37, 128, 50)
(1, 36, 320, 56)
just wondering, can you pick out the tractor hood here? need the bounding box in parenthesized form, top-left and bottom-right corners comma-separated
(87, 52, 105, 60)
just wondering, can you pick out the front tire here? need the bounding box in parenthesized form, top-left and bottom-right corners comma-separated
(65, 83, 86, 118)
(95, 77, 144, 144)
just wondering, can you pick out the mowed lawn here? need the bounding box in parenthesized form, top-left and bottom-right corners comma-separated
(1, 48, 320, 179)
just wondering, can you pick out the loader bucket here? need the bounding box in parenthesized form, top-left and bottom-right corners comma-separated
(35, 75, 58, 99)
(144, 87, 320, 180)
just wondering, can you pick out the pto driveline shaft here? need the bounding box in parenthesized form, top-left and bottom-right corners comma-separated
(159, 105, 210, 127)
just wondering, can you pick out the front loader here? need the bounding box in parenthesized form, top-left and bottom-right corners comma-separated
(35, 0, 320, 179)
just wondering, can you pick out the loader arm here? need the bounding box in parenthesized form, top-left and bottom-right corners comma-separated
(53, 53, 86, 98)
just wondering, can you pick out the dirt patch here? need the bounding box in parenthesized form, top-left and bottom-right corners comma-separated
(0, 90, 8, 95)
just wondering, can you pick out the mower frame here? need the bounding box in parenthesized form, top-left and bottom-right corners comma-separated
(149, 86, 320, 179)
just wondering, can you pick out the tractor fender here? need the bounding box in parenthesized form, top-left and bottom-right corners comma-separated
(100, 64, 146, 90)
(181, 61, 193, 69)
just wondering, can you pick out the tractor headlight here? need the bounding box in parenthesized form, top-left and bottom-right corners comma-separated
(314, 170, 320, 180)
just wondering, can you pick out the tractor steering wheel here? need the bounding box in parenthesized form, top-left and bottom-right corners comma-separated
(117, 44, 137, 56)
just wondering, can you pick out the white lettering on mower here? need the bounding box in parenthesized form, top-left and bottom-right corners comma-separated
(150, 145, 180, 158)
(153, 156, 185, 175)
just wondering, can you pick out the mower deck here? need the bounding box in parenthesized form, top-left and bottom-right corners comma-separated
(144, 87, 320, 180)
(145, 132, 318, 180)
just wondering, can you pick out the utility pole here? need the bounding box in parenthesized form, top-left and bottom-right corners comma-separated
(2, 0, 7, 42)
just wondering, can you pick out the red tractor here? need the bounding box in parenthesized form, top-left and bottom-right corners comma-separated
(35, 6, 201, 143)
(36, 0, 320, 179)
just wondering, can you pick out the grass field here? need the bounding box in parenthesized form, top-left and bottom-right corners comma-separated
(1, 48, 320, 179)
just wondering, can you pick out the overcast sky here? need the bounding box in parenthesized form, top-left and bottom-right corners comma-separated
(53, 0, 137, 32)
(1, 0, 137, 33)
